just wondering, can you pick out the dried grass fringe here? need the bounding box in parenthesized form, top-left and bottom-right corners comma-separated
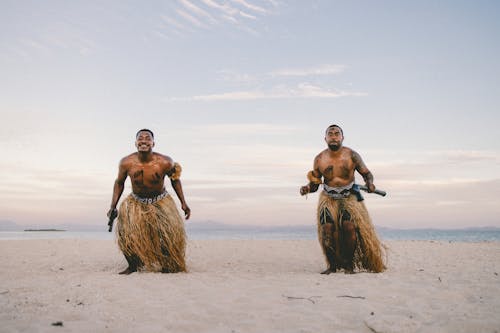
(317, 192, 386, 272)
(117, 194, 186, 272)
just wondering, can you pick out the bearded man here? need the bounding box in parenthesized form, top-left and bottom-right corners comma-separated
(300, 125, 385, 274)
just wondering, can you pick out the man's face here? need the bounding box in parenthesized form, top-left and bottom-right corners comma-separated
(135, 131, 154, 152)
(325, 126, 343, 151)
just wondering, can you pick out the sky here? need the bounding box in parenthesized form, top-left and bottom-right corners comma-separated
(1, 0, 500, 229)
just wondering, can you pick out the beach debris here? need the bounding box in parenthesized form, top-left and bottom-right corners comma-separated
(51, 321, 63, 327)
(337, 295, 366, 299)
(371, 312, 375, 316)
(494, 272, 498, 276)
(282, 294, 322, 304)
(59, 268, 64, 271)
(66, 299, 70, 302)
(0, 290, 9, 295)
(418, 269, 424, 271)
(438, 277, 442, 282)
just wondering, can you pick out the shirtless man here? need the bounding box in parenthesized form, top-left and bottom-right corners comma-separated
(300, 124, 385, 274)
(107, 129, 190, 274)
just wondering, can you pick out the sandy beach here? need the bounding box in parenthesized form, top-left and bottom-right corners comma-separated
(1, 239, 499, 333)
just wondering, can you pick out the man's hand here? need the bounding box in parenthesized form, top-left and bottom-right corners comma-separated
(107, 208, 118, 232)
(366, 183, 376, 193)
(182, 204, 191, 220)
(107, 208, 117, 219)
(300, 185, 310, 196)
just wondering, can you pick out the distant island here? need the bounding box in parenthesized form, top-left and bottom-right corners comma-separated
(24, 229, 66, 232)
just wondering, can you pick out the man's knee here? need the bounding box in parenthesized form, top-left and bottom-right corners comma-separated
(319, 207, 335, 230)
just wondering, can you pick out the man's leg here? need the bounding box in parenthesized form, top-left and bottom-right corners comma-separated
(341, 210, 357, 274)
(319, 207, 340, 274)
(119, 254, 141, 275)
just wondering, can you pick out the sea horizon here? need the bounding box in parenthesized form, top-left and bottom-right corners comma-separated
(1, 223, 500, 242)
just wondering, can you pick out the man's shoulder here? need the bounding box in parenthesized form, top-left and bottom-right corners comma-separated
(120, 153, 137, 164)
(341, 146, 354, 154)
(316, 149, 329, 159)
(152, 152, 173, 162)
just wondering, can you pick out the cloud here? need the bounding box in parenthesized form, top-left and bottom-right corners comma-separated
(169, 83, 366, 101)
(179, 0, 218, 25)
(270, 64, 347, 77)
(160, 14, 193, 34)
(155, 0, 277, 36)
(190, 123, 297, 134)
(230, 0, 267, 13)
(168, 63, 354, 101)
(176, 9, 208, 28)
(218, 64, 347, 82)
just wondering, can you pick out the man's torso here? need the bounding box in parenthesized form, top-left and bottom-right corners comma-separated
(317, 147, 356, 187)
(124, 153, 171, 197)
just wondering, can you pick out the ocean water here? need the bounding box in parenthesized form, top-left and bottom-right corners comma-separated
(1, 227, 500, 242)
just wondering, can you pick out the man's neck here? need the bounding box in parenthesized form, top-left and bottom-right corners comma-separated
(137, 151, 153, 163)
(327, 146, 343, 156)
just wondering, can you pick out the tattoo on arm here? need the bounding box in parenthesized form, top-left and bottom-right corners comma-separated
(352, 151, 373, 185)
(362, 171, 374, 185)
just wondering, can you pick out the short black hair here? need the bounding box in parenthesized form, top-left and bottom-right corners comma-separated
(136, 129, 154, 139)
(325, 124, 343, 135)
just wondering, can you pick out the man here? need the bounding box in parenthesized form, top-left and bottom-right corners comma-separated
(300, 124, 385, 274)
(107, 129, 191, 274)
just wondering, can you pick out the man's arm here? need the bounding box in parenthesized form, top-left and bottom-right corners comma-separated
(107, 159, 128, 218)
(300, 155, 323, 195)
(171, 178, 191, 219)
(165, 159, 191, 220)
(352, 150, 375, 192)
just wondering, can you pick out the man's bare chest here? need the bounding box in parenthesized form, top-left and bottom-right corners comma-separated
(128, 163, 165, 185)
(318, 156, 353, 178)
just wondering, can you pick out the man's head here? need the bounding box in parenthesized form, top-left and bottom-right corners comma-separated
(324, 124, 344, 151)
(135, 129, 155, 153)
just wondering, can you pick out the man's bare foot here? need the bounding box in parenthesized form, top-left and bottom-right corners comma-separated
(344, 266, 355, 274)
(321, 268, 336, 275)
(119, 267, 137, 275)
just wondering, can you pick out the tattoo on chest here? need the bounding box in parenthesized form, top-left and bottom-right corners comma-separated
(324, 165, 334, 178)
(132, 170, 144, 187)
(151, 172, 162, 184)
(340, 162, 350, 178)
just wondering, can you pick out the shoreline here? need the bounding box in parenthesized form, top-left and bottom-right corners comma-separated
(1, 239, 499, 332)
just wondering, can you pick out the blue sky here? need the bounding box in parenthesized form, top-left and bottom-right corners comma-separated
(1, 0, 499, 229)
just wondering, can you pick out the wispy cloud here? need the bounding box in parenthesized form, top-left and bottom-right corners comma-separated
(270, 64, 347, 77)
(160, 14, 193, 34)
(179, 0, 218, 25)
(176, 9, 208, 28)
(191, 123, 297, 134)
(219, 64, 347, 82)
(156, 0, 277, 36)
(230, 0, 267, 14)
(169, 83, 366, 101)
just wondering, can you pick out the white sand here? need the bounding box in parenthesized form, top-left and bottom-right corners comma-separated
(1, 239, 499, 333)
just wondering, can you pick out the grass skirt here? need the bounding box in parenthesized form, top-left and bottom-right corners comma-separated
(117, 193, 186, 272)
(317, 192, 386, 272)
